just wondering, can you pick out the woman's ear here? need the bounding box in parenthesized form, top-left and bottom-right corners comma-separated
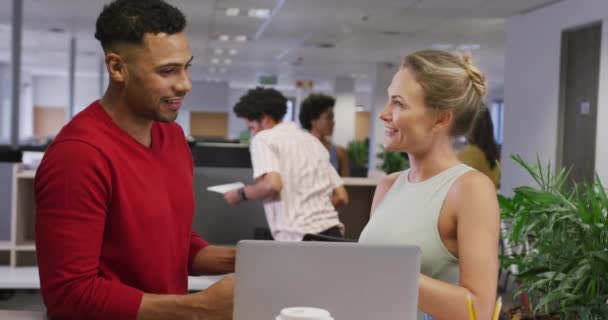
(105, 52, 127, 83)
(433, 110, 454, 132)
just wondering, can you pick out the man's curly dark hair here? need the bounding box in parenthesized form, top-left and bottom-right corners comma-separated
(95, 0, 186, 51)
(299, 94, 336, 131)
(233, 87, 287, 122)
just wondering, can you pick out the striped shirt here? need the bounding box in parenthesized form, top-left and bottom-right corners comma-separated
(250, 122, 344, 241)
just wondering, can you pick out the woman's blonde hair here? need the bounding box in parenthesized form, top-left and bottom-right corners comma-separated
(402, 49, 487, 136)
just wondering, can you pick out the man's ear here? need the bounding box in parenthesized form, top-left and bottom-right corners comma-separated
(260, 114, 275, 128)
(105, 52, 127, 83)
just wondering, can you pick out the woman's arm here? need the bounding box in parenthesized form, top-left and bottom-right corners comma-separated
(419, 171, 500, 320)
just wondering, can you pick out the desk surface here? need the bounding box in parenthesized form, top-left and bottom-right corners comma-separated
(0, 310, 47, 319)
(342, 177, 379, 186)
(0, 267, 223, 290)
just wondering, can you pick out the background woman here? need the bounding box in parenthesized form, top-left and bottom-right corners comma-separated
(457, 107, 501, 188)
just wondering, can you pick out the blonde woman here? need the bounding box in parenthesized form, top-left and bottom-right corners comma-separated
(359, 50, 500, 320)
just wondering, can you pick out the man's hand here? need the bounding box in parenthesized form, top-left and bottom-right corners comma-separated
(332, 186, 349, 208)
(136, 275, 235, 320)
(191, 275, 235, 320)
(223, 189, 240, 206)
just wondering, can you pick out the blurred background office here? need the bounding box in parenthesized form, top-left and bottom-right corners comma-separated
(2, 0, 608, 317)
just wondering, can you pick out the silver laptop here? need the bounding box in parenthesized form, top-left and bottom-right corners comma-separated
(234, 240, 421, 320)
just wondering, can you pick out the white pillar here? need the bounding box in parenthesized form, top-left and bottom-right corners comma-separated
(368, 62, 399, 176)
(333, 76, 356, 147)
(18, 72, 33, 141)
(0, 63, 9, 143)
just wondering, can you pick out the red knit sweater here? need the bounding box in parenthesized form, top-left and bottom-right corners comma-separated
(35, 101, 208, 320)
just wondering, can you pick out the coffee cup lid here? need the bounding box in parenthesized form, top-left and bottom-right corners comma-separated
(276, 307, 333, 320)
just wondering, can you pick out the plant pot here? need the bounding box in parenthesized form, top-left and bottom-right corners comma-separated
(502, 306, 561, 320)
(349, 166, 368, 177)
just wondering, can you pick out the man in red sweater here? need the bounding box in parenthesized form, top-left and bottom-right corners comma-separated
(34, 1, 235, 319)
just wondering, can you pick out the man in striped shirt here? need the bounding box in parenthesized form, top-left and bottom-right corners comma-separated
(224, 87, 349, 241)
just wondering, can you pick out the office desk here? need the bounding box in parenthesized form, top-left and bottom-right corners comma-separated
(0, 267, 223, 291)
(0, 310, 46, 319)
(339, 177, 378, 240)
(0, 267, 224, 317)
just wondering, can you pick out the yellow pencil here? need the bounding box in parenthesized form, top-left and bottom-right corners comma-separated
(466, 294, 478, 320)
(492, 296, 503, 320)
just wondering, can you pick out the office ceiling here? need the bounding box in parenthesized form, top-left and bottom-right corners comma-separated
(0, 0, 560, 89)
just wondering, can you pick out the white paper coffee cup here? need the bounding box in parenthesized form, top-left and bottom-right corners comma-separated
(275, 307, 334, 320)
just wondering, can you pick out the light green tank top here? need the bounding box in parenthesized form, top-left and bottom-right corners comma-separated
(359, 164, 473, 319)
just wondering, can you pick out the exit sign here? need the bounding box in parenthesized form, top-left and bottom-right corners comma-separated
(258, 74, 278, 85)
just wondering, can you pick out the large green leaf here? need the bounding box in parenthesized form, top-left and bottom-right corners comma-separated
(591, 251, 608, 265)
(514, 186, 563, 204)
(534, 289, 569, 314)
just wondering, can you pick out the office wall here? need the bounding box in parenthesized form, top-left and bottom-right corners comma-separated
(503, 0, 608, 194)
(33, 75, 98, 114)
(182, 81, 229, 136)
(32, 76, 231, 136)
(30, 75, 370, 142)
(183, 81, 229, 112)
(333, 77, 357, 147)
(228, 87, 248, 140)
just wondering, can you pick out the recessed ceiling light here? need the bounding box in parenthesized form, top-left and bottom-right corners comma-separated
(234, 35, 247, 42)
(219, 68, 226, 73)
(348, 73, 368, 79)
(214, 48, 224, 55)
(211, 58, 220, 64)
(431, 43, 454, 50)
(248, 8, 271, 18)
(218, 34, 230, 42)
(224, 58, 232, 65)
(228, 49, 238, 56)
(225, 8, 240, 16)
(457, 43, 481, 51)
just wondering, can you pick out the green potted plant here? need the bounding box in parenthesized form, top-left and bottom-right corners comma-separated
(376, 145, 409, 174)
(499, 154, 608, 320)
(347, 140, 369, 177)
